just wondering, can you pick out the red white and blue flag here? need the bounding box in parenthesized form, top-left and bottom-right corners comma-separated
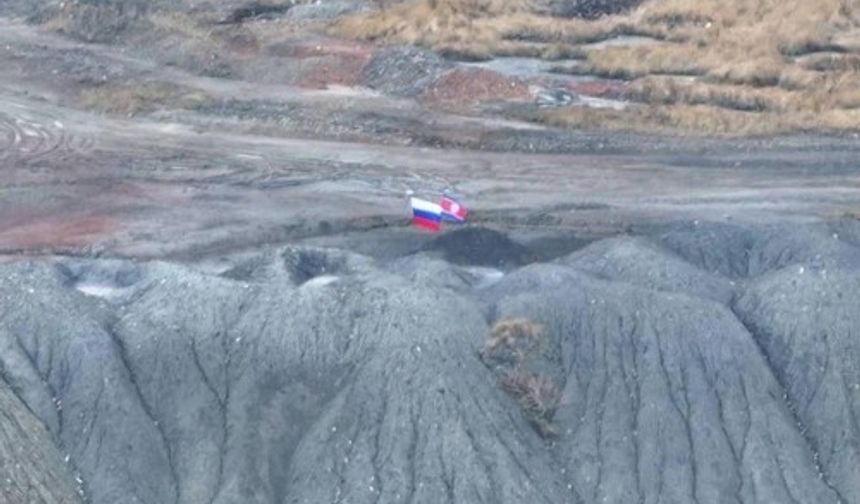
(440, 195, 467, 223)
(410, 197, 443, 232)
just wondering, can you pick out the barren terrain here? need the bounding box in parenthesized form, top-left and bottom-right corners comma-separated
(1, 1, 859, 504)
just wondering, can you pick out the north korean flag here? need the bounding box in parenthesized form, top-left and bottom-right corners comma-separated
(440, 195, 467, 223)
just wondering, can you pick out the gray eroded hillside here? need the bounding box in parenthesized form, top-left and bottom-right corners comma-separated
(0, 379, 82, 503)
(1, 222, 858, 504)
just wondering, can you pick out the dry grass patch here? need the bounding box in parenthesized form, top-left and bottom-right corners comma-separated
(540, 98, 860, 136)
(582, 44, 706, 78)
(493, 13, 626, 44)
(812, 107, 860, 128)
(78, 82, 211, 116)
(480, 318, 560, 438)
(499, 369, 561, 436)
(578, 0, 860, 89)
(334, 0, 860, 134)
(481, 318, 546, 361)
(627, 76, 796, 111)
(799, 53, 860, 72)
(331, 1, 621, 60)
(540, 104, 789, 136)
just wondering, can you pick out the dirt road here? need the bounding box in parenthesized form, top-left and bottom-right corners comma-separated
(1, 16, 859, 260)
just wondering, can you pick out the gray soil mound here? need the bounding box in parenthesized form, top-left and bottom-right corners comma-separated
(0, 256, 563, 504)
(833, 218, 860, 247)
(1, 221, 859, 504)
(481, 263, 841, 503)
(0, 379, 83, 503)
(745, 224, 860, 275)
(422, 227, 537, 268)
(734, 266, 860, 503)
(658, 221, 860, 278)
(388, 254, 505, 292)
(360, 46, 452, 97)
(658, 221, 759, 278)
(221, 246, 373, 284)
(558, 235, 736, 304)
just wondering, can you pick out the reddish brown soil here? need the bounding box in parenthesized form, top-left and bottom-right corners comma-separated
(423, 68, 531, 105)
(0, 214, 115, 251)
(568, 79, 629, 99)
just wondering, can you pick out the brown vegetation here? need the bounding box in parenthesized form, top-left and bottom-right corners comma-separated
(540, 103, 860, 136)
(481, 318, 546, 361)
(481, 318, 560, 438)
(334, 0, 860, 134)
(332, 3, 608, 60)
(500, 370, 561, 436)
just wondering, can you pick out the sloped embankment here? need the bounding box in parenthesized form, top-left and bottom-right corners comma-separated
(0, 221, 858, 504)
(0, 379, 83, 503)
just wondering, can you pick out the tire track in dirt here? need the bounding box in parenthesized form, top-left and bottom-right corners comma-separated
(0, 112, 95, 162)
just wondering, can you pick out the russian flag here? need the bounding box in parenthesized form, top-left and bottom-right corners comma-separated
(440, 195, 467, 223)
(410, 197, 443, 232)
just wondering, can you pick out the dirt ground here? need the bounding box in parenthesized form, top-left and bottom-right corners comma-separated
(2, 6, 860, 504)
(0, 14, 858, 263)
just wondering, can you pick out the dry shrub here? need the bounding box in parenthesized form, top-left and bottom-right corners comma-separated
(582, 44, 706, 78)
(627, 76, 794, 111)
(481, 318, 546, 362)
(500, 370, 561, 419)
(539, 103, 783, 136)
(481, 318, 560, 437)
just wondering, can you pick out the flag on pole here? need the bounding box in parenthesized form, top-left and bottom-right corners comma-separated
(440, 195, 467, 223)
(410, 197, 443, 232)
